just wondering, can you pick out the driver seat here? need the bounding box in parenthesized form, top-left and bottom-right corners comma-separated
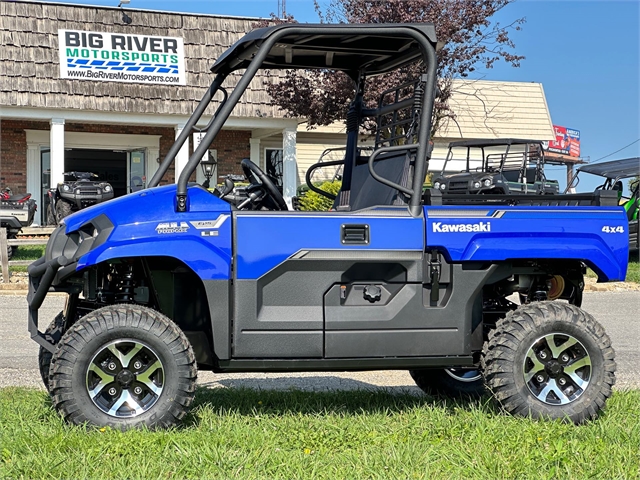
(334, 150, 414, 211)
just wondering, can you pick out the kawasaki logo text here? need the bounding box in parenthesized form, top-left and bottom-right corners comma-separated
(432, 222, 491, 233)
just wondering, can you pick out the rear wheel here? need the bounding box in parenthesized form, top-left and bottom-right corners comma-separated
(482, 301, 615, 424)
(49, 305, 197, 429)
(410, 368, 484, 397)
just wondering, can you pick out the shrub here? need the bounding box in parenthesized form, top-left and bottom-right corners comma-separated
(297, 181, 342, 211)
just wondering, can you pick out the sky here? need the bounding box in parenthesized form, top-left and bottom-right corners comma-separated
(50, 0, 640, 192)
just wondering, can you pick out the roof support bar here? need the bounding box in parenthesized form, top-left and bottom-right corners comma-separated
(148, 73, 227, 188)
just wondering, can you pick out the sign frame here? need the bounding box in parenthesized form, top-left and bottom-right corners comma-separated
(58, 29, 186, 85)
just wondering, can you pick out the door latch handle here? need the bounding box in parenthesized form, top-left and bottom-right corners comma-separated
(341, 224, 369, 244)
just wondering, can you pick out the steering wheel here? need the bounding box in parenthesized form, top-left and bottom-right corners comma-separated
(240, 158, 288, 211)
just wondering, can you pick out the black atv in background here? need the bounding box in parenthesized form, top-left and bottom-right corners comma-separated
(47, 172, 114, 224)
(0, 187, 37, 260)
(432, 139, 560, 195)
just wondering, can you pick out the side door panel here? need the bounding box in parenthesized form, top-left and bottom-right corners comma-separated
(232, 209, 424, 358)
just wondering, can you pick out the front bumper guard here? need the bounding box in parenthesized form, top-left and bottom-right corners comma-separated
(27, 255, 72, 353)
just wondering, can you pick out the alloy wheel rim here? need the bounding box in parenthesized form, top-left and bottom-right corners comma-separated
(86, 339, 165, 418)
(523, 333, 591, 405)
(444, 368, 482, 383)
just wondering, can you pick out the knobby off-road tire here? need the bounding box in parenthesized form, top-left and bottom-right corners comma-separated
(38, 312, 66, 391)
(409, 368, 484, 397)
(55, 200, 73, 223)
(46, 204, 56, 226)
(4, 230, 16, 260)
(49, 305, 197, 429)
(482, 301, 615, 424)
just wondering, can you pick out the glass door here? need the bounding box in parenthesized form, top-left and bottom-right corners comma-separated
(128, 150, 146, 192)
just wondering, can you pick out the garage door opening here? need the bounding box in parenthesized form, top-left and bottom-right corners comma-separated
(64, 149, 128, 197)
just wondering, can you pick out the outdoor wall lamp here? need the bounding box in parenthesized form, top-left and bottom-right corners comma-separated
(117, 0, 132, 24)
(201, 153, 217, 189)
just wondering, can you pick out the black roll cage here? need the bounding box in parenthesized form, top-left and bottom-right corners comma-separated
(148, 23, 438, 217)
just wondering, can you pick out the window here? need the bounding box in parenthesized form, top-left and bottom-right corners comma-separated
(265, 148, 283, 191)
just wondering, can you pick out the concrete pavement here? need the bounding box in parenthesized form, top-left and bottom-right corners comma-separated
(1, 291, 638, 391)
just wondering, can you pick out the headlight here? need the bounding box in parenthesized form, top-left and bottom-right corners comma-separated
(62, 185, 70, 192)
(473, 181, 481, 189)
(103, 185, 112, 192)
(433, 182, 440, 189)
(440, 184, 446, 191)
(483, 178, 492, 187)
(47, 214, 114, 266)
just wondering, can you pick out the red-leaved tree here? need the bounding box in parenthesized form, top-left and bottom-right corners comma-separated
(262, 0, 525, 136)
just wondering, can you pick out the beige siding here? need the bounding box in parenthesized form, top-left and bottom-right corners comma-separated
(438, 80, 555, 141)
(429, 142, 531, 174)
(296, 132, 347, 183)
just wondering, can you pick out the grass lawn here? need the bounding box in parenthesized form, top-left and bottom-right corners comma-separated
(625, 254, 640, 283)
(1, 387, 638, 479)
(8, 245, 45, 274)
(586, 253, 639, 283)
(11, 244, 45, 261)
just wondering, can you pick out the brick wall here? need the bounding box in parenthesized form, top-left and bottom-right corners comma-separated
(208, 130, 251, 178)
(0, 119, 48, 192)
(0, 119, 251, 193)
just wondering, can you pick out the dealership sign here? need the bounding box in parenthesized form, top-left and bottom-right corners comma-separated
(58, 30, 186, 85)
(543, 125, 581, 157)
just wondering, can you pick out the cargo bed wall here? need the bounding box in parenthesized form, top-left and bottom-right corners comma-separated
(424, 189, 619, 207)
(424, 205, 629, 282)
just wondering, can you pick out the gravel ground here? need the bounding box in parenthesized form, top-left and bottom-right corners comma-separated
(1, 291, 638, 391)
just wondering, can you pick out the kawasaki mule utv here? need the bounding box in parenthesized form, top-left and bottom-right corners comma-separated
(28, 24, 628, 429)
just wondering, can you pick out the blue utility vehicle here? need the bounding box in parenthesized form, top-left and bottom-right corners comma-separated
(28, 24, 628, 429)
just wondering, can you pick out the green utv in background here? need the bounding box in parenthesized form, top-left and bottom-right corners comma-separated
(570, 158, 639, 252)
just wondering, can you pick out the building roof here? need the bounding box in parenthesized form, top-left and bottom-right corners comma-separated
(0, 0, 283, 117)
(437, 79, 555, 141)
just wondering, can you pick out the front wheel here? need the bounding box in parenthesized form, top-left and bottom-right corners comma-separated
(49, 305, 197, 429)
(482, 301, 615, 424)
(55, 199, 73, 223)
(46, 204, 56, 225)
(38, 312, 66, 391)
